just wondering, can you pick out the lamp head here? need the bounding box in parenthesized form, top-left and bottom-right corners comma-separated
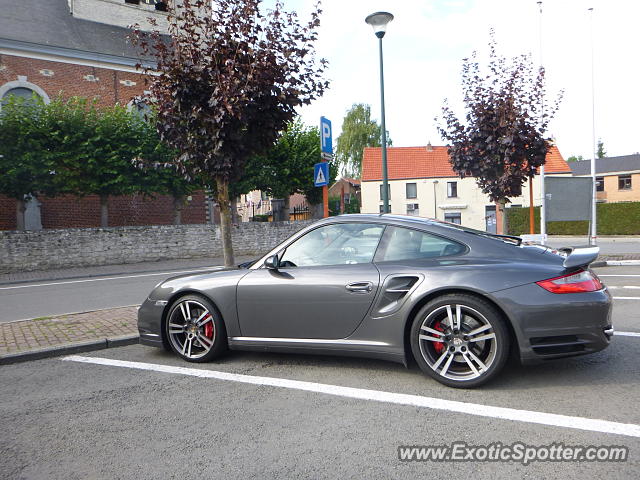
(365, 12, 394, 38)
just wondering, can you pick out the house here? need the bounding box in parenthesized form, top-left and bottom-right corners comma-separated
(569, 154, 640, 203)
(0, 0, 211, 230)
(361, 144, 572, 232)
(328, 177, 361, 213)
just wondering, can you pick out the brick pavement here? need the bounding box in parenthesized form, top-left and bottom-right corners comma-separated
(0, 306, 138, 355)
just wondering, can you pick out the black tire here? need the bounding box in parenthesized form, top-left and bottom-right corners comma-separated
(410, 294, 510, 388)
(164, 294, 227, 363)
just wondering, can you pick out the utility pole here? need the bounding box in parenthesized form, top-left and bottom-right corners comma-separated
(537, 1, 547, 244)
(589, 6, 598, 245)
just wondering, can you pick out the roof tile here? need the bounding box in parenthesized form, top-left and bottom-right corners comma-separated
(361, 145, 571, 181)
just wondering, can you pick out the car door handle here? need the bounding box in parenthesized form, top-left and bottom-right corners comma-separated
(346, 281, 373, 293)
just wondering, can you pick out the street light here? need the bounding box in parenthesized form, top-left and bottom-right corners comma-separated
(365, 11, 393, 214)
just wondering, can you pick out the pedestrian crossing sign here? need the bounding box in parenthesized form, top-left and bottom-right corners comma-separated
(314, 162, 329, 187)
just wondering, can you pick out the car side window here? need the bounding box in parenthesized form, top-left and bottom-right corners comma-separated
(279, 223, 385, 268)
(377, 226, 465, 262)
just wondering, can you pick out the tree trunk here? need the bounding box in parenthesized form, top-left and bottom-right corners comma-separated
(173, 195, 185, 225)
(15, 198, 26, 231)
(528, 176, 535, 234)
(216, 177, 235, 267)
(282, 195, 291, 221)
(100, 194, 109, 228)
(496, 198, 507, 235)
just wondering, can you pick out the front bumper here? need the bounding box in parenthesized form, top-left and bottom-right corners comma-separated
(492, 284, 612, 365)
(137, 297, 167, 348)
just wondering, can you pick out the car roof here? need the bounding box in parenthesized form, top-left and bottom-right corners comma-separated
(333, 213, 437, 225)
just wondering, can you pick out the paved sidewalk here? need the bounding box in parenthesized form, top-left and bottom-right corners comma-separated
(0, 306, 138, 363)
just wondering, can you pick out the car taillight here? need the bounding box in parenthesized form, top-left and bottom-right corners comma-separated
(536, 270, 603, 294)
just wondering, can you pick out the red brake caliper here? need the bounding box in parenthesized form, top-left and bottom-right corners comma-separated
(202, 314, 213, 338)
(432, 321, 445, 354)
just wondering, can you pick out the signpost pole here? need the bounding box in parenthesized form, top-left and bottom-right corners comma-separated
(323, 183, 328, 218)
(319, 116, 333, 218)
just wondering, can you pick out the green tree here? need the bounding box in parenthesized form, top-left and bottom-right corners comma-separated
(236, 119, 336, 220)
(50, 99, 147, 227)
(438, 33, 561, 234)
(566, 155, 585, 162)
(597, 139, 607, 159)
(130, 0, 328, 266)
(335, 103, 388, 178)
(0, 95, 57, 230)
(135, 114, 199, 225)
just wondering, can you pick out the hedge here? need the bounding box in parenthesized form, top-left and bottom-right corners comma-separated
(506, 202, 640, 235)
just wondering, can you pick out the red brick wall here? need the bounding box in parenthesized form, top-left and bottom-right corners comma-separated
(0, 196, 17, 230)
(0, 54, 148, 105)
(0, 192, 207, 230)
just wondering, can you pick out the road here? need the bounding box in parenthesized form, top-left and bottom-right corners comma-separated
(0, 266, 225, 322)
(1, 265, 639, 478)
(546, 236, 640, 255)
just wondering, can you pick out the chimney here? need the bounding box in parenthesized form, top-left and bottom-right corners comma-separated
(426, 142, 433, 152)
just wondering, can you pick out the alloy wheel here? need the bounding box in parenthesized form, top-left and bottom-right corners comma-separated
(418, 304, 498, 382)
(167, 299, 216, 360)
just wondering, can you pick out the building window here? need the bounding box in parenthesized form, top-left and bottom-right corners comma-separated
(129, 97, 153, 121)
(407, 203, 419, 216)
(0, 87, 40, 106)
(379, 184, 390, 200)
(0, 79, 50, 106)
(595, 177, 604, 192)
(344, 193, 351, 205)
(379, 204, 391, 213)
(447, 181, 458, 198)
(444, 212, 462, 224)
(406, 183, 417, 199)
(618, 175, 631, 190)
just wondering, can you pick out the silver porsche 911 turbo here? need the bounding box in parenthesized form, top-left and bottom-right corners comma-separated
(137, 214, 612, 387)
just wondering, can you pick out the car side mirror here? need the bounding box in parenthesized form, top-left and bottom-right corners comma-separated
(264, 254, 280, 270)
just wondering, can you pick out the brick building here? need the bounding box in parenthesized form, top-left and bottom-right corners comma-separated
(569, 154, 640, 204)
(0, 0, 208, 230)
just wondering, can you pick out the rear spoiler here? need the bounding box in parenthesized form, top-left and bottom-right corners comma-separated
(558, 246, 600, 269)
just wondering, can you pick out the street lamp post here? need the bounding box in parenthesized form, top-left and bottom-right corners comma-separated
(589, 7, 597, 246)
(365, 11, 393, 214)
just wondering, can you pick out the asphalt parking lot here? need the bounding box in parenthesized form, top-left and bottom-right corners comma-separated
(1, 265, 639, 479)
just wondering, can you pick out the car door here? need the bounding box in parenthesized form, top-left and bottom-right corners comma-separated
(236, 223, 385, 339)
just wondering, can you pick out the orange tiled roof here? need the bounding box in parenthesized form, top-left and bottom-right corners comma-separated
(361, 145, 571, 181)
(343, 177, 361, 186)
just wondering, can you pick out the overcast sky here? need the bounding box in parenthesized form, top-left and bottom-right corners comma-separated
(283, 0, 640, 160)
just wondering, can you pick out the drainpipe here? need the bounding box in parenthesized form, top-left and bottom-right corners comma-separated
(432, 180, 439, 219)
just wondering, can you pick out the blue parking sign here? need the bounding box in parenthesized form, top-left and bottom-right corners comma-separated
(320, 116, 332, 154)
(314, 162, 329, 187)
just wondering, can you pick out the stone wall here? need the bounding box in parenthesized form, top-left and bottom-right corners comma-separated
(0, 221, 313, 273)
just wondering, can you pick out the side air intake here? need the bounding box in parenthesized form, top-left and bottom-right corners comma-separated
(373, 275, 421, 316)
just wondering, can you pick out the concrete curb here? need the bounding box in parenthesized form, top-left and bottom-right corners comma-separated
(0, 335, 139, 365)
(593, 260, 640, 268)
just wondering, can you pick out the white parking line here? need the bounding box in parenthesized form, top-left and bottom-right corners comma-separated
(600, 275, 640, 277)
(612, 297, 640, 300)
(607, 286, 640, 289)
(616, 331, 640, 337)
(63, 355, 640, 438)
(0, 267, 224, 291)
